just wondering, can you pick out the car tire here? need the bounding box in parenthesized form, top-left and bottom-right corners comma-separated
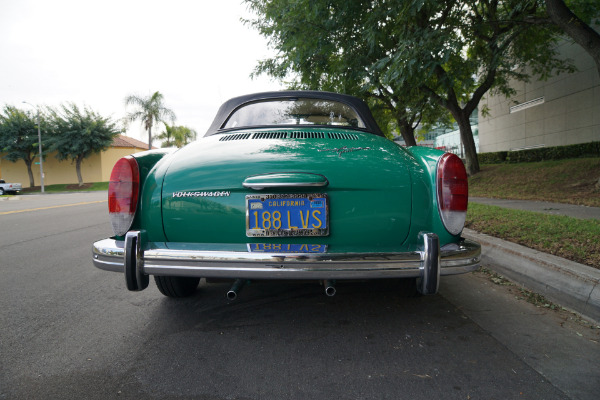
(154, 276, 200, 298)
(0, 188, 4, 195)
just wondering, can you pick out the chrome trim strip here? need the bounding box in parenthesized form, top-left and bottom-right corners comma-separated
(243, 181, 328, 189)
(242, 172, 329, 190)
(92, 238, 481, 280)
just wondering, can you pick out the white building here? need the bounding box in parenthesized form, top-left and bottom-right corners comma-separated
(477, 38, 600, 153)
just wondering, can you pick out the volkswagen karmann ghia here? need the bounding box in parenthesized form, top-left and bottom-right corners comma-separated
(92, 91, 481, 299)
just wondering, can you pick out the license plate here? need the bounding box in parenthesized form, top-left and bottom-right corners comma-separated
(246, 193, 329, 237)
(247, 243, 327, 253)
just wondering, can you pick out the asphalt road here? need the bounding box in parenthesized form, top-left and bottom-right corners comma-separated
(1, 193, 599, 399)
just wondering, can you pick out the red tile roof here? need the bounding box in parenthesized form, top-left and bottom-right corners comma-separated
(112, 135, 155, 149)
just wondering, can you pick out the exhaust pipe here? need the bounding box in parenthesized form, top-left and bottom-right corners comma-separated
(227, 279, 246, 301)
(323, 280, 336, 297)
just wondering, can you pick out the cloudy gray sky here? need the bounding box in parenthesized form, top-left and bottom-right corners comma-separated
(0, 0, 283, 143)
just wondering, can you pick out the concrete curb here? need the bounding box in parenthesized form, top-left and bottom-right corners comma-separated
(463, 228, 600, 325)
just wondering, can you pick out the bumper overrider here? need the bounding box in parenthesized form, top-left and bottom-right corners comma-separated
(92, 231, 481, 295)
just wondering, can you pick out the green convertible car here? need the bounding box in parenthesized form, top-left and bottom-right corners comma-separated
(92, 91, 481, 299)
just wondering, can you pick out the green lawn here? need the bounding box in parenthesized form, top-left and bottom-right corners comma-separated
(469, 158, 600, 207)
(467, 158, 600, 270)
(466, 203, 600, 269)
(19, 182, 109, 194)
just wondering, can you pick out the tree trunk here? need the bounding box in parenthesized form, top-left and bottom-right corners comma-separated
(427, 64, 487, 176)
(24, 158, 35, 188)
(148, 125, 152, 150)
(396, 115, 417, 146)
(545, 0, 600, 78)
(454, 110, 480, 176)
(76, 156, 84, 187)
(422, 66, 486, 176)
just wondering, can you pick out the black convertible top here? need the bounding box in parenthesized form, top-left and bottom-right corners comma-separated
(204, 90, 385, 137)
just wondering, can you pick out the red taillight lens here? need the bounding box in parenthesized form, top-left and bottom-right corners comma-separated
(108, 156, 139, 236)
(437, 153, 468, 235)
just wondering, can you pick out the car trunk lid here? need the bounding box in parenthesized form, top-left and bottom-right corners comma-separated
(161, 129, 414, 252)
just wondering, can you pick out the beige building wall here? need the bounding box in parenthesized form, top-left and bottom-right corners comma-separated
(478, 39, 600, 153)
(0, 147, 145, 188)
(99, 147, 145, 181)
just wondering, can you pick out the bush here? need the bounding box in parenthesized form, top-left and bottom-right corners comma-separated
(479, 142, 600, 164)
(478, 151, 507, 164)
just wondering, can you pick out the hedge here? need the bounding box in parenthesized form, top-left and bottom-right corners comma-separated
(478, 142, 600, 164)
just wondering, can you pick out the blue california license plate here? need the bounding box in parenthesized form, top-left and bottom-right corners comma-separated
(247, 243, 328, 253)
(246, 193, 329, 237)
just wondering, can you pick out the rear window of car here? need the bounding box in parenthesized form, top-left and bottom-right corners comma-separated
(222, 98, 366, 129)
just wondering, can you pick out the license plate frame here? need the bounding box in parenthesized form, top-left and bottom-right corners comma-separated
(245, 193, 329, 237)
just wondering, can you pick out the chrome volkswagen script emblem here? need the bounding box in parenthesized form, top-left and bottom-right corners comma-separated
(172, 191, 231, 198)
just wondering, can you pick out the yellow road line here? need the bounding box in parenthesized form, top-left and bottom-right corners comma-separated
(0, 200, 106, 215)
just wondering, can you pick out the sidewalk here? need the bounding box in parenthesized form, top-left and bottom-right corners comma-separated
(470, 197, 600, 220)
(466, 197, 600, 324)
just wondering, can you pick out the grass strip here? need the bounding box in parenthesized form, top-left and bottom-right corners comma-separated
(469, 158, 600, 207)
(20, 182, 109, 193)
(466, 203, 600, 270)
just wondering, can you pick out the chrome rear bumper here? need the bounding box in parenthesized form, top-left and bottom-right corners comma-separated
(92, 231, 481, 295)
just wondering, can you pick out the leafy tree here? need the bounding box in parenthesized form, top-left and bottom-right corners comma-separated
(246, 0, 586, 175)
(393, 0, 584, 175)
(47, 104, 121, 186)
(245, 0, 447, 145)
(392, 0, 598, 174)
(0, 106, 44, 187)
(156, 125, 197, 148)
(544, 0, 600, 78)
(124, 91, 176, 150)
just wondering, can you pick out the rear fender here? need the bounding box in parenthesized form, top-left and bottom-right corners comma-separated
(402, 146, 459, 248)
(127, 148, 177, 242)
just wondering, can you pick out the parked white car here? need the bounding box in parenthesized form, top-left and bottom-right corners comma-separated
(0, 179, 22, 195)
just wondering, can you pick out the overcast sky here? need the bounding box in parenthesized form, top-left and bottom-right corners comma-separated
(0, 0, 283, 144)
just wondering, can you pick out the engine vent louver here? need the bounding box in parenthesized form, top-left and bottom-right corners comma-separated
(289, 131, 326, 139)
(219, 133, 252, 141)
(328, 132, 359, 140)
(252, 131, 288, 139)
(219, 131, 360, 141)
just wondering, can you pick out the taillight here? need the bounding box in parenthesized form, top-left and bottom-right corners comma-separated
(108, 156, 140, 236)
(437, 153, 468, 235)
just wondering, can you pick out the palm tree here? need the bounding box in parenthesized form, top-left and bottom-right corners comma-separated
(156, 124, 176, 147)
(172, 126, 197, 148)
(157, 124, 198, 148)
(124, 91, 176, 149)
